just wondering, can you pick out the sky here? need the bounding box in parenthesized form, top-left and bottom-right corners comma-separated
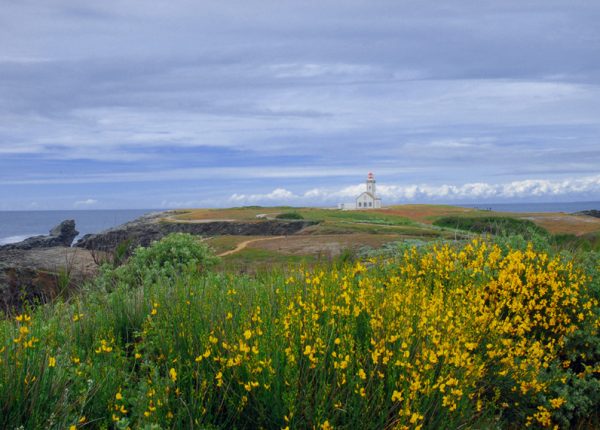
(1, 0, 599, 210)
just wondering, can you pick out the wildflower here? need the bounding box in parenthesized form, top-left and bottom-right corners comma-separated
(15, 314, 31, 323)
(169, 367, 177, 382)
(358, 368, 366, 380)
(244, 329, 252, 340)
(392, 390, 403, 402)
(48, 357, 56, 367)
(549, 397, 566, 409)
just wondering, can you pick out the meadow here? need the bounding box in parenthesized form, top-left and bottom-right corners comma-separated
(1, 231, 599, 429)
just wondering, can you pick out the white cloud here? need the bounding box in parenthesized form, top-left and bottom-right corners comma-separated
(74, 198, 98, 207)
(268, 63, 378, 79)
(230, 187, 295, 203)
(225, 175, 600, 205)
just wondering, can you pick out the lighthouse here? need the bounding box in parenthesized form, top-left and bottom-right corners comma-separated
(366, 172, 376, 195)
(355, 172, 382, 209)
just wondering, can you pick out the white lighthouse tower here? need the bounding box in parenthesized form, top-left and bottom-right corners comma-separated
(366, 172, 376, 195)
(355, 172, 382, 209)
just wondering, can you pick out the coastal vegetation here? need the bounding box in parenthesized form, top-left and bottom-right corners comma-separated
(1, 229, 599, 429)
(432, 216, 548, 239)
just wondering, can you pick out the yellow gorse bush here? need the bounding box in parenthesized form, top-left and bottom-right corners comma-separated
(0, 239, 597, 429)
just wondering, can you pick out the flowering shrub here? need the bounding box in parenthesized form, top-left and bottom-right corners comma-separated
(0, 239, 598, 429)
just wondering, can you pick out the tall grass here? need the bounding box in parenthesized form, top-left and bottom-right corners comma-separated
(1, 235, 598, 429)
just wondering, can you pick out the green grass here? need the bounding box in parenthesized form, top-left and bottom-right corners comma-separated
(1, 234, 598, 429)
(433, 216, 550, 238)
(218, 247, 319, 272)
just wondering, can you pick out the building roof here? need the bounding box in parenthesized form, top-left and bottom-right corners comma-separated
(356, 191, 376, 200)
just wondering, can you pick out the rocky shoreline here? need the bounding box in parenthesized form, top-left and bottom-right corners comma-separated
(0, 211, 317, 311)
(576, 209, 600, 218)
(75, 212, 317, 252)
(0, 219, 79, 251)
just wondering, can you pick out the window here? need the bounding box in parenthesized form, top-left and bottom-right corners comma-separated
(358, 202, 362, 207)
(369, 202, 372, 207)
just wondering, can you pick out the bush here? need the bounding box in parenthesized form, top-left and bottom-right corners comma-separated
(433, 216, 549, 239)
(99, 233, 219, 288)
(275, 212, 304, 220)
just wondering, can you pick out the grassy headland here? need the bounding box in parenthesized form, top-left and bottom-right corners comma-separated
(1, 205, 599, 429)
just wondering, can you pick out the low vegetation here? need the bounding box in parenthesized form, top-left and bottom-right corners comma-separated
(1, 233, 599, 429)
(433, 216, 549, 239)
(275, 212, 304, 220)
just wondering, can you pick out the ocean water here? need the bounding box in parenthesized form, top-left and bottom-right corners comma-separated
(459, 201, 600, 213)
(0, 209, 158, 245)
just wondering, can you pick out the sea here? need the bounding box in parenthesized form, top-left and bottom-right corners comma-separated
(0, 209, 159, 245)
(459, 201, 600, 213)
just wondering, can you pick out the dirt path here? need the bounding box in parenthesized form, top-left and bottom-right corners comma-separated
(217, 236, 285, 257)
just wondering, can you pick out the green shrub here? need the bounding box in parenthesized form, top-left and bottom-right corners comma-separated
(99, 233, 219, 288)
(433, 216, 549, 239)
(275, 212, 304, 220)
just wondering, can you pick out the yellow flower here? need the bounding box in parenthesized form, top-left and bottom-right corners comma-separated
(169, 367, 177, 382)
(244, 329, 252, 340)
(15, 314, 31, 323)
(358, 369, 366, 380)
(549, 397, 566, 409)
(410, 412, 423, 424)
(48, 357, 56, 368)
(115, 392, 123, 400)
(321, 420, 333, 430)
(392, 390, 403, 402)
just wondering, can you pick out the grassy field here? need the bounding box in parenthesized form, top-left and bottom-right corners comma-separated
(172, 204, 600, 236)
(168, 205, 600, 268)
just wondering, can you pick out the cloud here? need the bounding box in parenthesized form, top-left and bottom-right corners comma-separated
(230, 188, 295, 203)
(74, 198, 98, 207)
(1, 1, 600, 209)
(226, 175, 600, 205)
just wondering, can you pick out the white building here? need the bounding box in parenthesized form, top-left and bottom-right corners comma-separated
(338, 172, 383, 210)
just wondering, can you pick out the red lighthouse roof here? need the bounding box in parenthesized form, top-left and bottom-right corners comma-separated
(367, 172, 374, 179)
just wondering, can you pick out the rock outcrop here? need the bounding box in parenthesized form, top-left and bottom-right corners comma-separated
(75, 215, 318, 253)
(0, 247, 99, 312)
(575, 209, 600, 218)
(0, 220, 79, 251)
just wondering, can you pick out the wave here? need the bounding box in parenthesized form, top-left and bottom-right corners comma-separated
(0, 234, 37, 245)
